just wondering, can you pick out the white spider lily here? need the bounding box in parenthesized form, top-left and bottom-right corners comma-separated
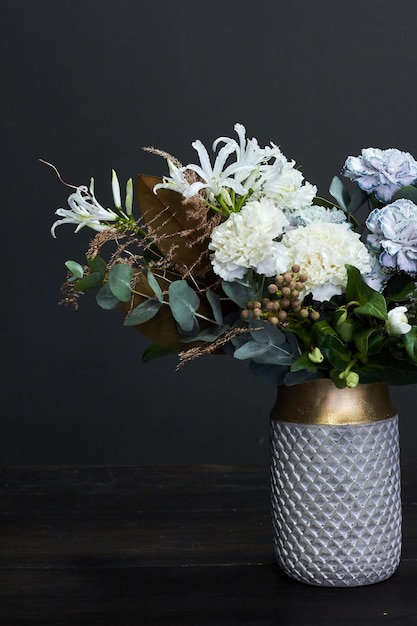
(111, 169, 122, 209)
(213, 123, 271, 185)
(51, 179, 118, 238)
(183, 139, 253, 203)
(153, 159, 189, 195)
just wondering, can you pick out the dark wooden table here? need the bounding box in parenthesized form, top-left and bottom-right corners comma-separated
(0, 463, 416, 626)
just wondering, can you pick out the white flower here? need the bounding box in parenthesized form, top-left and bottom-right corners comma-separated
(284, 204, 347, 229)
(153, 159, 189, 196)
(386, 306, 412, 335)
(51, 179, 118, 238)
(251, 158, 317, 209)
(183, 139, 253, 202)
(209, 198, 290, 281)
(281, 222, 373, 301)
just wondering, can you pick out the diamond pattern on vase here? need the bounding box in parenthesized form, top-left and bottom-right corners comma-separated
(270, 416, 402, 587)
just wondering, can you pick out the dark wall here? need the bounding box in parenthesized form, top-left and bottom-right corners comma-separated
(2, 0, 417, 464)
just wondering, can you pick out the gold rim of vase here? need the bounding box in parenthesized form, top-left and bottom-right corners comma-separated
(270, 378, 397, 426)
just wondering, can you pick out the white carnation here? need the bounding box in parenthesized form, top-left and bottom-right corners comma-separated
(281, 222, 373, 301)
(209, 198, 290, 280)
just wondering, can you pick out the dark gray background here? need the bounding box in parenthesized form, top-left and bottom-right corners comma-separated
(2, 0, 417, 464)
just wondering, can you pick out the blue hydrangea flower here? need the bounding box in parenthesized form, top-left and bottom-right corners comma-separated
(366, 198, 417, 274)
(343, 148, 417, 203)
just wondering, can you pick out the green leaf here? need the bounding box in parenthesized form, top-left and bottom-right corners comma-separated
(124, 299, 161, 325)
(384, 274, 416, 303)
(392, 185, 417, 204)
(221, 280, 257, 308)
(312, 320, 352, 370)
(87, 255, 107, 277)
(180, 325, 229, 343)
(249, 361, 289, 385)
(329, 176, 350, 211)
(168, 280, 200, 332)
(290, 352, 319, 373)
(73, 272, 104, 291)
(249, 320, 286, 345)
(233, 340, 271, 360)
(108, 264, 134, 302)
(403, 327, 417, 362)
(356, 357, 417, 385)
(65, 260, 84, 278)
(96, 284, 121, 310)
(345, 265, 387, 320)
(144, 269, 163, 303)
(206, 289, 223, 325)
(141, 344, 176, 363)
(347, 186, 368, 213)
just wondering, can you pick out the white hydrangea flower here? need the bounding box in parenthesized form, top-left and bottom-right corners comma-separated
(209, 198, 290, 281)
(281, 222, 373, 301)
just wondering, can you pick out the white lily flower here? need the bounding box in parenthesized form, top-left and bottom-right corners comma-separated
(213, 123, 268, 185)
(125, 178, 133, 215)
(111, 169, 122, 209)
(51, 179, 118, 238)
(153, 159, 189, 195)
(386, 306, 412, 335)
(183, 139, 253, 203)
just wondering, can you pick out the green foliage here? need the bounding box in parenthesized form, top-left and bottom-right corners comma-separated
(124, 299, 161, 325)
(345, 265, 387, 320)
(141, 344, 176, 363)
(96, 284, 120, 310)
(168, 280, 200, 333)
(108, 264, 134, 302)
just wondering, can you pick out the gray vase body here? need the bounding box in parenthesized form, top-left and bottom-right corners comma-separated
(270, 380, 402, 587)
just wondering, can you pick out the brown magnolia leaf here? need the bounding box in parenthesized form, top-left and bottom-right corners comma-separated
(137, 174, 212, 276)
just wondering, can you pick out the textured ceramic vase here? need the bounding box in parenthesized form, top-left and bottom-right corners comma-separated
(270, 379, 402, 587)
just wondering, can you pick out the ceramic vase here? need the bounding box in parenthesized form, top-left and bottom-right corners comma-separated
(270, 378, 402, 587)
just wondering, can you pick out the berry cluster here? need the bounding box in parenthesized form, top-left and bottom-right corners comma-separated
(241, 265, 320, 327)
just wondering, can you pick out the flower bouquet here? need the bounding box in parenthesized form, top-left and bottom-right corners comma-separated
(48, 123, 417, 390)
(47, 124, 417, 586)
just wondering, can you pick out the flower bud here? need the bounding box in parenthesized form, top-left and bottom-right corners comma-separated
(386, 306, 412, 335)
(345, 371, 360, 388)
(308, 347, 324, 363)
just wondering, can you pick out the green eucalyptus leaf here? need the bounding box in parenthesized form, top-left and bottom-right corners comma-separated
(145, 269, 163, 303)
(252, 346, 295, 366)
(87, 255, 107, 277)
(249, 319, 286, 346)
(96, 284, 121, 310)
(206, 289, 224, 325)
(73, 272, 104, 291)
(180, 325, 229, 343)
(168, 280, 200, 332)
(329, 176, 350, 211)
(221, 280, 257, 308)
(108, 264, 134, 302)
(233, 340, 271, 360)
(124, 299, 161, 325)
(65, 260, 84, 278)
(249, 361, 288, 385)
